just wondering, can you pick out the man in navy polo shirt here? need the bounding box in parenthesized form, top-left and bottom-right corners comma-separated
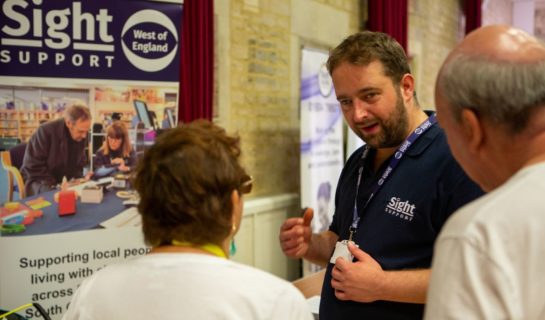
(279, 31, 483, 319)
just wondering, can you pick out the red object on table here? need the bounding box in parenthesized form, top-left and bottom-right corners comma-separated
(58, 190, 77, 216)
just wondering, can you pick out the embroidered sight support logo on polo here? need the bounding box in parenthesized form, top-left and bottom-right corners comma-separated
(385, 197, 415, 221)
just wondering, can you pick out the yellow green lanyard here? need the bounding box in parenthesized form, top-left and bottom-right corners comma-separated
(171, 240, 226, 259)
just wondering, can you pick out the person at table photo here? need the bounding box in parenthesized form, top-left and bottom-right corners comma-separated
(93, 121, 136, 173)
(21, 104, 92, 196)
(63, 120, 313, 320)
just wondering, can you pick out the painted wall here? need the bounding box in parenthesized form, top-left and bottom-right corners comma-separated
(482, 0, 514, 26)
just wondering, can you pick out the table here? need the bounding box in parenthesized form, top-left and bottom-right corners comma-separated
(5, 186, 128, 236)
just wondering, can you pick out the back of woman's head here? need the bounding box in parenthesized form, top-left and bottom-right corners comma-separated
(133, 119, 249, 247)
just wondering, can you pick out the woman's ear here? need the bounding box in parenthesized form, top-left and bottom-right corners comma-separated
(460, 109, 484, 154)
(230, 190, 243, 233)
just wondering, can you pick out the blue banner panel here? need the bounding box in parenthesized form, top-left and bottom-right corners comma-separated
(0, 0, 182, 82)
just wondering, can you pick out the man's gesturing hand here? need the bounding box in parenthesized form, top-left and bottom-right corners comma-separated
(279, 208, 314, 258)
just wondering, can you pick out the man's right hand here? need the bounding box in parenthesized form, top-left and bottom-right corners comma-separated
(279, 207, 314, 258)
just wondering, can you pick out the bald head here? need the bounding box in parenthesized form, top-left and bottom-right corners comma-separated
(451, 24, 545, 63)
(436, 25, 545, 134)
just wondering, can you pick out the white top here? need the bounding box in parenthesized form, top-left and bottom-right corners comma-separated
(63, 253, 313, 320)
(425, 163, 545, 320)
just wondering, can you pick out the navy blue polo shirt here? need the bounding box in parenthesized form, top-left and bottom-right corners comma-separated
(319, 122, 484, 320)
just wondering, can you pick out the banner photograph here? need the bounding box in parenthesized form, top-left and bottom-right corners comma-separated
(0, 1, 183, 319)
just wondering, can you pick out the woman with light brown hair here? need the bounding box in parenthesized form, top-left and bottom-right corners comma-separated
(93, 121, 136, 172)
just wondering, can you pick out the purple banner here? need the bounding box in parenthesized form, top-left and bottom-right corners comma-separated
(0, 0, 182, 82)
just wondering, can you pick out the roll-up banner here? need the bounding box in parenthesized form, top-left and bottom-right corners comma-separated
(300, 47, 343, 275)
(0, 1, 182, 319)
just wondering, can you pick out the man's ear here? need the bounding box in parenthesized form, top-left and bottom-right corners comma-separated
(460, 108, 484, 154)
(400, 74, 415, 102)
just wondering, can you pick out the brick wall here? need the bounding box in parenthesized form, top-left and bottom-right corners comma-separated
(215, 0, 466, 197)
(408, 0, 462, 110)
(215, 0, 359, 197)
(408, 0, 514, 110)
(229, 0, 295, 196)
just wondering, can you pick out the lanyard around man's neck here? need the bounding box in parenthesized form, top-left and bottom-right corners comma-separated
(349, 113, 437, 241)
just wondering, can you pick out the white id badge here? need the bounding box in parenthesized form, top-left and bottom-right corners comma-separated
(329, 240, 357, 264)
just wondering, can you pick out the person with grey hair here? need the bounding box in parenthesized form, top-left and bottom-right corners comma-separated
(22, 104, 92, 196)
(425, 25, 545, 319)
(279, 31, 483, 319)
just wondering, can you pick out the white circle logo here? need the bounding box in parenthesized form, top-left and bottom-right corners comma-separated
(415, 127, 423, 135)
(121, 10, 179, 72)
(318, 63, 333, 97)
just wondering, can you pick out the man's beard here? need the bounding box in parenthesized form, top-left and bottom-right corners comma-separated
(360, 90, 409, 149)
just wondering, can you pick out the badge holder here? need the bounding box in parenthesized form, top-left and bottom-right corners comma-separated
(330, 240, 358, 264)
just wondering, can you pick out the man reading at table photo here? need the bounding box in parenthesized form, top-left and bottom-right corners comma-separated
(21, 104, 92, 196)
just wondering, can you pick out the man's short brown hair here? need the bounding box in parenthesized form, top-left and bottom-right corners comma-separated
(327, 31, 411, 85)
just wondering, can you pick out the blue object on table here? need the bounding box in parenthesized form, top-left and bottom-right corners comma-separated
(93, 166, 117, 179)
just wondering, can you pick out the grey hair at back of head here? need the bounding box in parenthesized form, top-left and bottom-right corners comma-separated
(64, 104, 91, 124)
(437, 54, 545, 133)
